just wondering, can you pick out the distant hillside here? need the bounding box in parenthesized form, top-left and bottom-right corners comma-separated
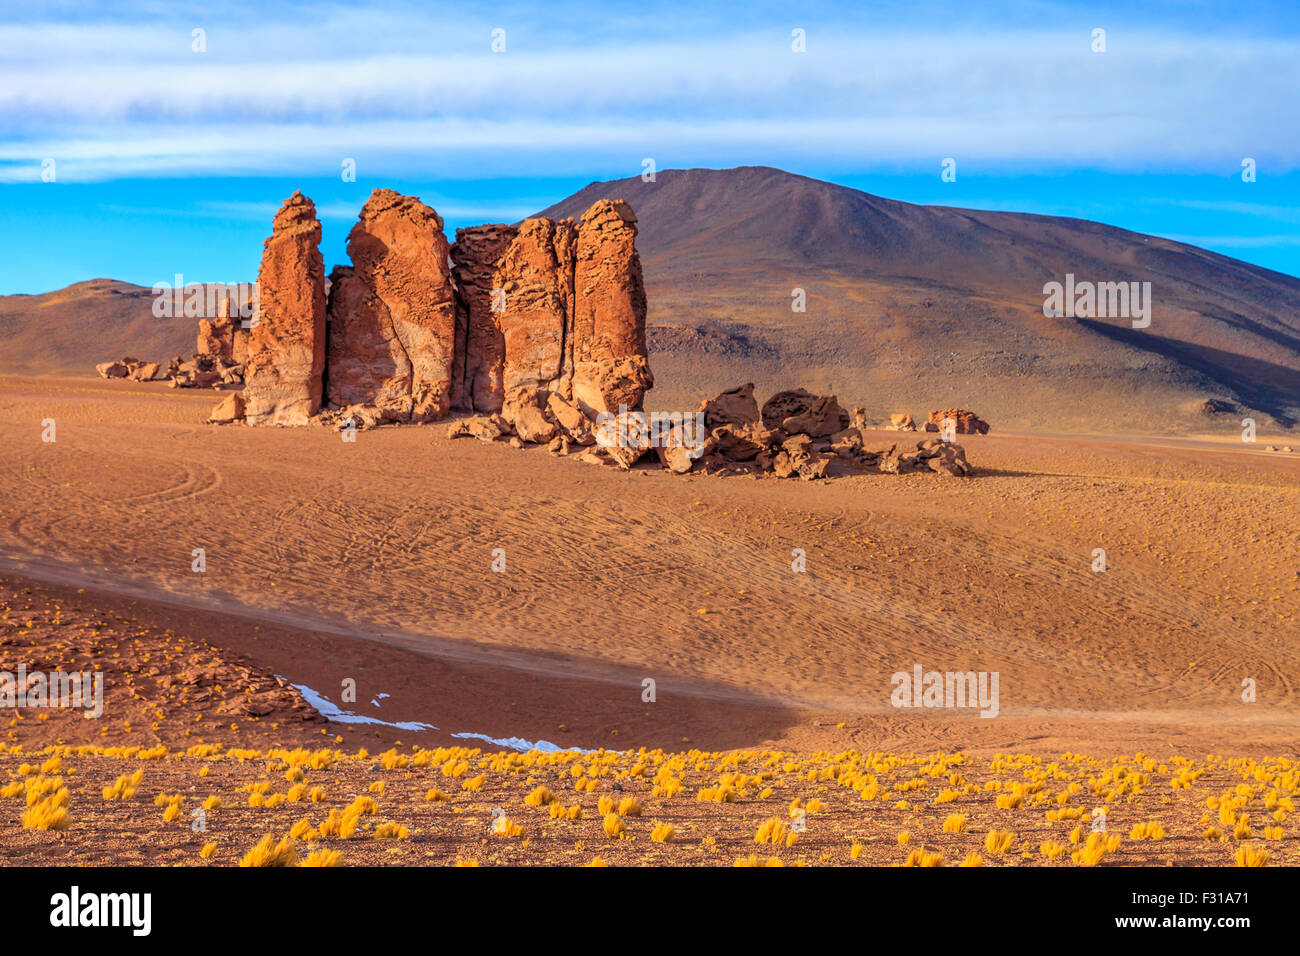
(0, 279, 195, 374)
(541, 167, 1300, 433)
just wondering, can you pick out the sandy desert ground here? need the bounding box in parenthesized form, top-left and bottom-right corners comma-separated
(1, 375, 1297, 865)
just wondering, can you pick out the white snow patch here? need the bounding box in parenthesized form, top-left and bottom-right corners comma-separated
(286, 680, 437, 732)
(452, 731, 593, 754)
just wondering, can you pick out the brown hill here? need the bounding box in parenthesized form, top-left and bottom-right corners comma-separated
(540, 166, 1300, 433)
(0, 278, 196, 374)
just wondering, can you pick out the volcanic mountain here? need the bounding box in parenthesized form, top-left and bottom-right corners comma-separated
(4, 167, 1298, 434)
(541, 167, 1300, 433)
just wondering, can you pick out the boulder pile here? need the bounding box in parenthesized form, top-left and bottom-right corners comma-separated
(95, 357, 160, 382)
(448, 382, 976, 479)
(165, 352, 245, 389)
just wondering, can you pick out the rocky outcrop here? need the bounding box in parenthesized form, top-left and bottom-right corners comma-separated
(196, 293, 247, 364)
(451, 224, 518, 414)
(454, 382, 977, 481)
(493, 217, 576, 399)
(242, 191, 327, 426)
(95, 357, 160, 382)
(571, 200, 652, 416)
(926, 408, 990, 435)
(886, 413, 916, 431)
(327, 190, 459, 422)
(197, 189, 651, 430)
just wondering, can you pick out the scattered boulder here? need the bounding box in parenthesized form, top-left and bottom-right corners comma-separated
(1200, 398, 1237, 416)
(886, 413, 916, 431)
(546, 392, 596, 445)
(713, 422, 777, 461)
(208, 392, 246, 424)
(501, 387, 558, 444)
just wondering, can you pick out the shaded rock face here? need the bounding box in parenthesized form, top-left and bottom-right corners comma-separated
(325, 265, 412, 416)
(493, 217, 576, 397)
(328, 189, 458, 422)
(451, 224, 518, 414)
(243, 191, 327, 426)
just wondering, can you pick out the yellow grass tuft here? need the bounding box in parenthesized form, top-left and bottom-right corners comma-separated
(239, 835, 299, 868)
(525, 786, 556, 806)
(903, 847, 944, 867)
(1235, 845, 1269, 867)
(984, 830, 1015, 854)
(301, 849, 343, 867)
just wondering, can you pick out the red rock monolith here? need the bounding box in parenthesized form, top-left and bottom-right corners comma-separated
(571, 200, 652, 416)
(329, 189, 459, 421)
(242, 191, 327, 426)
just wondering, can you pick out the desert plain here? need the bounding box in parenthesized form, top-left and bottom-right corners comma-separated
(1, 373, 1296, 866)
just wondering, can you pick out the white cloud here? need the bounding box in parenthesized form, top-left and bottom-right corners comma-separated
(0, 6, 1296, 180)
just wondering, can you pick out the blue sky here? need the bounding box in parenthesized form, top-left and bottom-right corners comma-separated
(1, 0, 1297, 293)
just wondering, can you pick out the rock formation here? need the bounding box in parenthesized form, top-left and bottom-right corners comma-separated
(326, 190, 459, 422)
(493, 217, 576, 399)
(698, 382, 760, 429)
(202, 189, 650, 428)
(760, 388, 850, 437)
(570, 200, 653, 417)
(450, 224, 518, 414)
(242, 191, 327, 426)
(926, 408, 990, 435)
(196, 292, 248, 364)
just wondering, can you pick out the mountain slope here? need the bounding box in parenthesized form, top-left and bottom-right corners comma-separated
(541, 167, 1300, 432)
(0, 279, 195, 375)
